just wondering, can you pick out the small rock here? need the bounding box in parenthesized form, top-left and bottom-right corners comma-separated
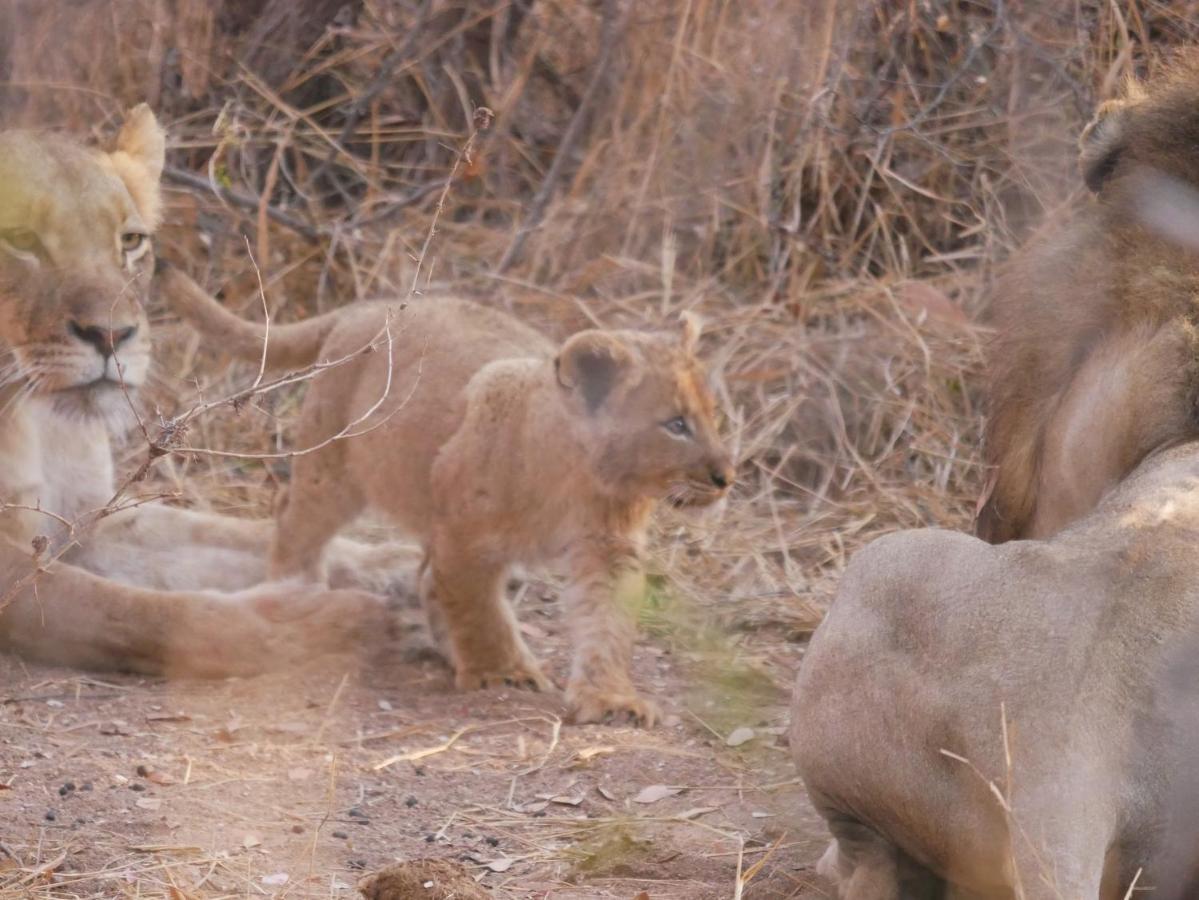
(725, 726, 756, 747)
(44, 809, 56, 821)
(332, 831, 348, 839)
(404, 796, 418, 808)
(59, 782, 75, 797)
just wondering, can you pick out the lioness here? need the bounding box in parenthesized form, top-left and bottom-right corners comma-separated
(160, 267, 736, 725)
(791, 66, 1199, 898)
(0, 107, 391, 676)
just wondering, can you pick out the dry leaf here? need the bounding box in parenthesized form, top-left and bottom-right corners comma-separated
(146, 771, 178, 786)
(571, 745, 616, 767)
(242, 834, 262, 849)
(675, 806, 718, 820)
(596, 785, 617, 801)
(484, 858, 514, 873)
(726, 727, 755, 747)
(146, 712, 191, 723)
(135, 797, 162, 811)
(895, 282, 968, 327)
(261, 872, 289, 886)
(632, 784, 681, 804)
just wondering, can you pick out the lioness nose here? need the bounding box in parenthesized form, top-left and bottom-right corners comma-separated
(69, 321, 137, 358)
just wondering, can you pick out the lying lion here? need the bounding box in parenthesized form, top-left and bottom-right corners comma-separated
(792, 64, 1199, 897)
(161, 267, 736, 725)
(0, 107, 397, 676)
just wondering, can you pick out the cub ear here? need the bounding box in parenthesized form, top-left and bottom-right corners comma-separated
(555, 331, 634, 413)
(1079, 85, 1143, 193)
(678, 311, 703, 355)
(108, 103, 167, 229)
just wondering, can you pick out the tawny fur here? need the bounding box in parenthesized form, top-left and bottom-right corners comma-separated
(161, 269, 736, 725)
(794, 62, 1199, 898)
(977, 57, 1199, 542)
(0, 108, 398, 677)
(793, 445, 1199, 899)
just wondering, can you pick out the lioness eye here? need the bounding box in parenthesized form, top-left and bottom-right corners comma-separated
(121, 232, 147, 254)
(663, 416, 691, 437)
(1, 228, 41, 255)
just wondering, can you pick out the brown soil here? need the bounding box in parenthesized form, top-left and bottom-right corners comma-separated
(0, 582, 831, 899)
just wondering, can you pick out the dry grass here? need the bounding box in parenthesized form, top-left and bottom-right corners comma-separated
(5, 0, 1199, 896)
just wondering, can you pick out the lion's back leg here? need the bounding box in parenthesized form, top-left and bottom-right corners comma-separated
(822, 817, 945, 900)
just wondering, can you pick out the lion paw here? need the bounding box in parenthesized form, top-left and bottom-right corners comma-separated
(454, 659, 553, 693)
(567, 686, 660, 727)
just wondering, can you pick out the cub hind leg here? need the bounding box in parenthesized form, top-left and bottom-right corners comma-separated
(270, 449, 365, 583)
(428, 531, 551, 692)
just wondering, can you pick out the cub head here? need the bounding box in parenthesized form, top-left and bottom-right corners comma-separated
(0, 104, 164, 421)
(555, 313, 736, 506)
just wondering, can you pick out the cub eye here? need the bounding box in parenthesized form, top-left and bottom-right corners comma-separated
(121, 231, 148, 254)
(663, 416, 691, 437)
(1, 228, 41, 256)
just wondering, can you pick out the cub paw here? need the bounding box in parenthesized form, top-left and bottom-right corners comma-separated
(454, 660, 553, 693)
(567, 686, 660, 727)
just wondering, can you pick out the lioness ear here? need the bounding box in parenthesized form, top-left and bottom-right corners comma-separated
(555, 331, 633, 413)
(678, 311, 703, 355)
(108, 104, 167, 229)
(1079, 85, 1143, 193)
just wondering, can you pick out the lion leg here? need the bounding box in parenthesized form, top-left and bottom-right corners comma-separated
(822, 817, 955, 900)
(416, 554, 452, 658)
(429, 534, 550, 692)
(270, 454, 365, 583)
(1006, 814, 1108, 900)
(561, 540, 658, 727)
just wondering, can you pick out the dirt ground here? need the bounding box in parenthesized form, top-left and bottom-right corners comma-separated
(0, 574, 832, 899)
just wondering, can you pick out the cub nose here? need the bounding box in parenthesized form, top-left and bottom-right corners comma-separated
(69, 321, 137, 358)
(710, 464, 735, 490)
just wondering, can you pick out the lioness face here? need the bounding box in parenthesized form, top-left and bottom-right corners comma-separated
(557, 317, 736, 506)
(0, 106, 165, 420)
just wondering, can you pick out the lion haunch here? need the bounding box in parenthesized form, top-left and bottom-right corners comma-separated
(162, 269, 736, 725)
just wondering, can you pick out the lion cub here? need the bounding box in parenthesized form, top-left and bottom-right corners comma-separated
(161, 268, 735, 725)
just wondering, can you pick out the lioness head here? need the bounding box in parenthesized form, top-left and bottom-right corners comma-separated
(0, 105, 164, 420)
(555, 313, 736, 506)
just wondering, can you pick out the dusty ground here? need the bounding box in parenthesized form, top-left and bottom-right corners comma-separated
(0, 575, 831, 899)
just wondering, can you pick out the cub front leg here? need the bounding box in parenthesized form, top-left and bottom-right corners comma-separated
(429, 533, 552, 692)
(562, 540, 659, 727)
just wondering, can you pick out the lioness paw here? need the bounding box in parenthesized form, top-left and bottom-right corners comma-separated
(454, 660, 553, 693)
(567, 687, 660, 727)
